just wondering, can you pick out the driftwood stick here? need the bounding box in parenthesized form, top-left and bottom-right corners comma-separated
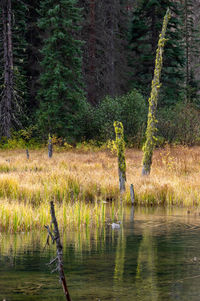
(26, 148, 29, 159)
(49, 201, 72, 301)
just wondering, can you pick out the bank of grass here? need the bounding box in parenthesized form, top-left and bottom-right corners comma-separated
(0, 145, 200, 232)
(0, 199, 112, 232)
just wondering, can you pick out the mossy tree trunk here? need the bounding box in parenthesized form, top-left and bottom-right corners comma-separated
(48, 134, 53, 158)
(114, 121, 126, 193)
(142, 8, 171, 176)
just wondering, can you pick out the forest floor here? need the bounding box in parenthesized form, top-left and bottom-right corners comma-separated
(0, 145, 200, 232)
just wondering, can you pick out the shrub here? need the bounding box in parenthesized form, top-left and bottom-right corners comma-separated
(89, 89, 147, 144)
(0, 127, 42, 149)
(157, 102, 200, 145)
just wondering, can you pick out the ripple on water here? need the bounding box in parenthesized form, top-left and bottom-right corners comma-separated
(1, 207, 200, 300)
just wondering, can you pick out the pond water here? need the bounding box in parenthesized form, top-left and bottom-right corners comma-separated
(1, 206, 200, 301)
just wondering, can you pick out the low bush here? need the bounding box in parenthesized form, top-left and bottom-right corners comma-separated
(157, 102, 200, 145)
(80, 89, 147, 146)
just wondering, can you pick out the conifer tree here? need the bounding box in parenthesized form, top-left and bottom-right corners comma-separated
(181, 0, 200, 102)
(12, 0, 28, 126)
(0, 0, 28, 137)
(26, 0, 41, 119)
(37, 0, 85, 138)
(129, 0, 185, 106)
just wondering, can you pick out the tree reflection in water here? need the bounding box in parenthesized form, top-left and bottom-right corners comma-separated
(135, 228, 158, 301)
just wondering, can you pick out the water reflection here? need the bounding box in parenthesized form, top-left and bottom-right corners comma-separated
(135, 228, 158, 301)
(113, 227, 126, 284)
(1, 207, 200, 300)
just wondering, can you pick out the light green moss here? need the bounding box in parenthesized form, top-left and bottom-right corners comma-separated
(142, 9, 171, 175)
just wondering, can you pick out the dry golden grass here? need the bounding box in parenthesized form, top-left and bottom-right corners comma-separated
(0, 145, 200, 231)
(0, 146, 200, 205)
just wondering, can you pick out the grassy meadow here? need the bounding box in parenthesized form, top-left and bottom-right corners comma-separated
(0, 145, 200, 232)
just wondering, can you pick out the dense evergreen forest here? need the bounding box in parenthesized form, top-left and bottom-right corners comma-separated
(0, 0, 200, 147)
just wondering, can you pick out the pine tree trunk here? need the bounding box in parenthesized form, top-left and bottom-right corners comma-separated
(185, 0, 190, 101)
(109, 1, 115, 97)
(1, 0, 13, 138)
(88, 0, 96, 104)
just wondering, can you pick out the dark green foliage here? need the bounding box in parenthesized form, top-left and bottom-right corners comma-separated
(129, 0, 185, 106)
(37, 0, 85, 139)
(0, 0, 200, 146)
(157, 103, 200, 145)
(182, 0, 200, 102)
(25, 0, 42, 122)
(82, 89, 147, 144)
(0, 0, 28, 132)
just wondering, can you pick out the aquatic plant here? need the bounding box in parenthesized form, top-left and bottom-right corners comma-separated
(0, 199, 123, 233)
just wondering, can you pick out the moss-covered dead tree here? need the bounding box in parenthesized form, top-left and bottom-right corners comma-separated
(142, 9, 171, 176)
(114, 121, 126, 193)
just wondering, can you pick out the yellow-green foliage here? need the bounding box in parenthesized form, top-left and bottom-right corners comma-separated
(114, 121, 126, 180)
(142, 9, 171, 175)
(106, 139, 117, 154)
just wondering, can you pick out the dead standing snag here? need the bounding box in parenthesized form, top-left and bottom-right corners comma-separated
(114, 121, 126, 193)
(45, 201, 72, 301)
(48, 134, 53, 158)
(142, 8, 171, 175)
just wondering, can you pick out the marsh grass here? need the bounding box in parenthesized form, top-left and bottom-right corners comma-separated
(0, 199, 123, 232)
(0, 146, 199, 232)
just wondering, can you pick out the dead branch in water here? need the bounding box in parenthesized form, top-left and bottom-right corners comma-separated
(45, 201, 72, 301)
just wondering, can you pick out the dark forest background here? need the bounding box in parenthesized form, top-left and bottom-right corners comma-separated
(1, 0, 200, 147)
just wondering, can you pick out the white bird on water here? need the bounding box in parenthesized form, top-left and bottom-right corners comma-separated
(109, 221, 121, 229)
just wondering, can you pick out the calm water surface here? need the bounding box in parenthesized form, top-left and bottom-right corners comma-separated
(1, 207, 200, 301)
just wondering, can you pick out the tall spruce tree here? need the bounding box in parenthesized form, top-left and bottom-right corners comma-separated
(26, 0, 41, 120)
(181, 0, 200, 102)
(37, 0, 85, 138)
(12, 0, 28, 126)
(129, 0, 185, 106)
(0, 0, 28, 137)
